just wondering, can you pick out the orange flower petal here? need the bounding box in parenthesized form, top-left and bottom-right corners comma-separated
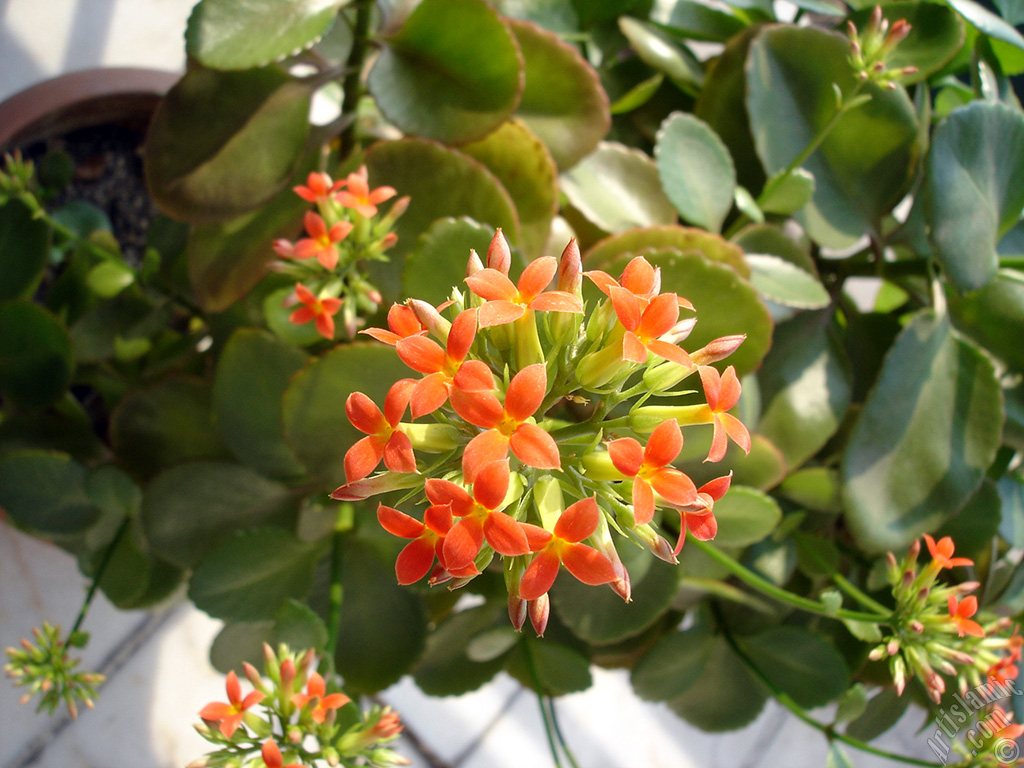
(447, 309, 477, 361)
(450, 387, 504, 429)
(452, 359, 494, 391)
(621, 331, 648, 363)
(519, 549, 561, 600)
(553, 497, 600, 543)
(483, 511, 531, 556)
(610, 286, 642, 331)
(645, 419, 682, 468)
(473, 459, 510, 511)
(397, 336, 446, 374)
(377, 504, 425, 539)
(505, 363, 547, 422)
(651, 468, 698, 508)
(383, 430, 416, 473)
(529, 290, 583, 314)
(443, 517, 485, 570)
(343, 435, 384, 483)
(607, 438, 643, 477)
(516, 257, 558, 300)
(620, 256, 657, 296)
(631, 479, 656, 525)
(396, 537, 437, 584)
(425, 479, 474, 515)
(638, 292, 680, 338)
(510, 423, 561, 470)
(462, 430, 511, 482)
(561, 542, 617, 586)
(465, 269, 518, 302)
(345, 392, 387, 435)
(410, 373, 450, 419)
(477, 300, 526, 327)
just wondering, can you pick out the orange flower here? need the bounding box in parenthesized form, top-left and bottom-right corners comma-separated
(361, 303, 425, 346)
(198, 670, 265, 738)
(670, 473, 731, 554)
(292, 211, 352, 270)
(377, 502, 454, 584)
(425, 459, 532, 572)
(335, 165, 396, 218)
(449, 363, 560, 481)
(293, 171, 345, 203)
(289, 283, 342, 340)
(395, 308, 494, 418)
(586, 256, 663, 306)
(260, 739, 308, 768)
(924, 534, 974, 569)
(948, 595, 985, 638)
(291, 671, 350, 723)
(343, 380, 417, 483)
(699, 365, 751, 462)
(518, 497, 618, 600)
(606, 419, 697, 524)
(465, 257, 583, 328)
(611, 289, 693, 368)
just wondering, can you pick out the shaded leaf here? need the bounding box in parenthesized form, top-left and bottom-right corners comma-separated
(758, 168, 815, 216)
(0, 300, 73, 409)
(414, 603, 508, 696)
(667, 636, 767, 730)
(745, 254, 829, 309)
(845, 687, 910, 741)
(738, 626, 849, 708)
(947, 0, 1024, 51)
(712, 486, 782, 548)
(585, 225, 748, 277)
(618, 17, 703, 93)
(0, 198, 48, 300)
(652, 0, 745, 42)
(403, 218, 494, 307)
(506, 639, 592, 695)
(0, 450, 99, 535)
(631, 625, 713, 702)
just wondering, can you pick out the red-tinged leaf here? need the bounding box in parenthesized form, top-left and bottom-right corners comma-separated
(633, 479, 656, 525)
(646, 419, 683, 467)
(520, 549, 561, 600)
(377, 504, 424, 539)
(397, 336, 445, 374)
(473, 459, 511, 511)
(561, 543, 617, 586)
(510, 423, 561, 470)
(554, 497, 600, 543)
(608, 438, 643, 477)
(344, 436, 384, 483)
(505, 364, 547, 421)
(396, 538, 436, 584)
(462, 430, 510, 482)
(484, 511, 531, 556)
(451, 387, 504, 428)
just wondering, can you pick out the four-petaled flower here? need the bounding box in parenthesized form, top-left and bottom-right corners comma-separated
(585, 256, 662, 305)
(924, 534, 974, 570)
(699, 365, 751, 462)
(519, 497, 618, 600)
(425, 459, 532, 572)
(669, 473, 731, 554)
(335, 165, 396, 218)
(611, 289, 694, 368)
(344, 380, 417, 483)
(396, 308, 494, 418)
(362, 303, 425, 346)
(293, 171, 345, 203)
(607, 419, 697, 524)
(292, 211, 353, 270)
(261, 739, 308, 768)
(291, 671, 350, 723)
(289, 283, 342, 340)
(465, 256, 583, 328)
(450, 363, 560, 481)
(198, 670, 265, 738)
(377, 502, 454, 584)
(947, 595, 985, 638)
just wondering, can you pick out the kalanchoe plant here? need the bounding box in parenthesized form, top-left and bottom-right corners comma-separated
(4, 0, 1024, 764)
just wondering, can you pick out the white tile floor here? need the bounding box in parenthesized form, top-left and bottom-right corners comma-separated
(1, 2, 945, 766)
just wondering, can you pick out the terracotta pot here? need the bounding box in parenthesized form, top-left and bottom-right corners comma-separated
(0, 67, 179, 152)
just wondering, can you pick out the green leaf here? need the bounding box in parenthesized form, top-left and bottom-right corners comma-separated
(0, 450, 99, 535)
(85, 261, 135, 298)
(282, 342, 410, 488)
(732, 222, 816, 274)
(747, 26, 920, 246)
(186, 0, 346, 70)
(368, 0, 522, 145)
(631, 625, 713, 702)
(737, 626, 849, 708)
(618, 17, 703, 93)
(334, 536, 428, 694)
(947, 0, 1024, 51)
(414, 603, 507, 696)
(508, 18, 610, 170)
(0, 300, 73, 409)
(845, 687, 910, 741)
(110, 377, 231, 479)
(208, 600, 327, 673)
(925, 103, 1024, 293)
(560, 141, 677, 234)
(998, 470, 1024, 548)
(461, 119, 557, 258)
(145, 66, 312, 223)
(93, 518, 184, 609)
(213, 329, 308, 479)
(585, 225, 749, 277)
(667, 636, 767, 730)
(936, 478, 1002, 558)
(758, 168, 815, 215)
(274, 599, 329, 652)
(0, 198, 48, 300)
(552, 544, 680, 645)
(655, 112, 736, 233)
(712, 486, 782, 547)
(652, 0, 746, 42)
(745, 254, 829, 309)
(834, 683, 869, 726)
(827, 744, 856, 768)
(777, 467, 844, 514)
(756, 310, 852, 470)
(403, 218, 495, 307)
(189, 527, 321, 622)
(141, 461, 296, 568)
(842, 311, 1004, 553)
(610, 73, 663, 115)
(506, 639, 592, 695)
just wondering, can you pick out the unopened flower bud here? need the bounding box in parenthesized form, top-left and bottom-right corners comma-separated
(529, 594, 550, 637)
(466, 249, 485, 277)
(557, 239, 582, 296)
(634, 524, 678, 564)
(280, 658, 296, 691)
(487, 229, 512, 274)
(888, 639, 900, 656)
(691, 334, 745, 366)
(910, 621, 924, 634)
(243, 662, 263, 691)
(406, 298, 451, 341)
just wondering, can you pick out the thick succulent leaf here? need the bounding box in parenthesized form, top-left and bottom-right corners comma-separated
(110, 377, 231, 479)
(845, 688, 910, 741)
(93, 518, 183, 610)
(631, 625, 713, 702)
(947, 0, 1024, 51)
(0, 199, 48, 300)
(712, 486, 782, 547)
(948, 269, 1024, 372)
(924, 102, 1024, 293)
(368, 0, 522, 145)
(140, 461, 296, 568)
(0, 300, 72, 409)
(186, 0, 347, 70)
(334, 536, 428, 694)
(732, 223, 816, 274)
(667, 635, 767, 730)
(145, 66, 312, 223)
(403, 218, 494, 307)
(189, 527, 322, 622)
(213, 329, 308, 480)
(652, 0, 746, 42)
(778, 467, 844, 514)
(585, 225, 748, 277)
(505, 638, 592, 695)
(209, 600, 328, 673)
(462, 119, 557, 258)
(414, 603, 508, 696)
(561, 141, 677, 234)
(508, 18, 610, 170)
(841, 311, 1004, 552)
(745, 254, 829, 310)
(736, 626, 850, 708)
(282, 342, 410, 488)
(655, 112, 736, 233)
(746, 26, 920, 246)
(0, 450, 99, 535)
(757, 310, 851, 470)
(618, 17, 703, 94)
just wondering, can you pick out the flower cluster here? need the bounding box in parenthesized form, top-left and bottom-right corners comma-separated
(847, 5, 918, 88)
(273, 166, 408, 340)
(333, 230, 750, 634)
(871, 535, 1024, 763)
(4, 622, 104, 719)
(191, 644, 406, 768)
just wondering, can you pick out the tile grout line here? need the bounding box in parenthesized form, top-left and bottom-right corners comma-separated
(3, 607, 181, 768)
(447, 685, 526, 767)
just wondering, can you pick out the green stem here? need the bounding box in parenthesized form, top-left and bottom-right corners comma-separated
(718, 615, 942, 768)
(521, 638, 564, 768)
(70, 517, 131, 637)
(324, 520, 347, 671)
(689, 539, 889, 623)
(338, 0, 373, 160)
